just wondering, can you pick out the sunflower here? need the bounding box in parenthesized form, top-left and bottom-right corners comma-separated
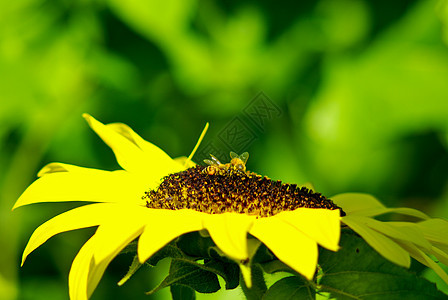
(13, 115, 448, 299)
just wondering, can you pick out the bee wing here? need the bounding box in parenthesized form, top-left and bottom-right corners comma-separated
(203, 159, 216, 166)
(209, 154, 222, 165)
(239, 152, 249, 164)
(230, 151, 239, 159)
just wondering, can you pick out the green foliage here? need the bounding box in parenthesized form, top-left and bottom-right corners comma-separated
(115, 229, 448, 300)
(147, 259, 221, 295)
(176, 232, 241, 289)
(264, 276, 315, 300)
(170, 285, 196, 300)
(318, 231, 447, 299)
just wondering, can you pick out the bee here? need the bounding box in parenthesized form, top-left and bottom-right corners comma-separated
(203, 152, 249, 176)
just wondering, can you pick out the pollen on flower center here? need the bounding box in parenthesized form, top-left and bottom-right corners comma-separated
(144, 165, 345, 218)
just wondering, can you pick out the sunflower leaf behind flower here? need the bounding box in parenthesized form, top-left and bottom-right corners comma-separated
(318, 230, 447, 300)
(13, 114, 448, 300)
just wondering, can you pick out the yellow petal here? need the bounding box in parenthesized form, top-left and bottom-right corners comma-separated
(381, 222, 432, 251)
(332, 193, 429, 219)
(416, 219, 448, 246)
(237, 238, 261, 289)
(13, 169, 145, 209)
(93, 207, 146, 263)
(105, 122, 141, 146)
(83, 114, 182, 176)
(37, 163, 150, 189)
(397, 241, 448, 285)
(86, 251, 117, 299)
(69, 208, 152, 300)
(250, 217, 318, 280)
(203, 213, 255, 261)
(20, 203, 120, 266)
(331, 193, 386, 214)
(69, 235, 96, 300)
(68, 233, 119, 300)
(342, 216, 410, 268)
(352, 217, 432, 251)
(274, 208, 341, 251)
(106, 122, 183, 170)
(430, 246, 448, 267)
(239, 263, 252, 288)
(361, 207, 429, 220)
(89, 215, 147, 297)
(138, 209, 205, 263)
(37, 162, 96, 177)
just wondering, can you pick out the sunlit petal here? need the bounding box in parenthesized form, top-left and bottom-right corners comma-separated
(106, 122, 184, 172)
(84, 114, 145, 173)
(69, 235, 96, 300)
(13, 170, 146, 209)
(105, 122, 140, 146)
(239, 263, 252, 288)
(274, 208, 340, 251)
(238, 238, 262, 289)
(20, 203, 122, 265)
(203, 213, 255, 261)
(86, 250, 117, 299)
(342, 216, 410, 268)
(37, 162, 98, 177)
(88, 213, 148, 298)
(68, 232, 122, 300)
(83, 114, 182, 177)
(250, 217, 318, 280)
(93, 207, 147, 263)
(138, 210, 205, 263)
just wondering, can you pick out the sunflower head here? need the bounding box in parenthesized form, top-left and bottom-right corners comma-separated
(13, 114, 448, 300)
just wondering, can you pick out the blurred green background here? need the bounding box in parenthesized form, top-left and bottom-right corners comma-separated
(1, 0, 448, 299)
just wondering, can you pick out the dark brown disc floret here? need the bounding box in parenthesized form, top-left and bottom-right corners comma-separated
(143, 165, 345, 218)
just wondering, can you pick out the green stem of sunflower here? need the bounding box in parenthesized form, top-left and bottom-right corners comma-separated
(240, 264, 267, 300)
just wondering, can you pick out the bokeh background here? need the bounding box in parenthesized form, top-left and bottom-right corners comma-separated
(1, 0, 448, 299)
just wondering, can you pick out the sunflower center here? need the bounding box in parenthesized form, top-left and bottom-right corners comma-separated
(143, 165, 345, 218)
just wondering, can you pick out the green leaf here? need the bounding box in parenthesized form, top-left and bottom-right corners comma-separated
(177, 232, 241, 289)
(252, 242, 275, 264)
(263, 276, 316, 300)
(177, 231, 218, 258)
(120, 240, 138, 254)
(318, 230, 447, 299)
(260, 260, 294, 275)
(117, 255, 142, 286)
(170, 285, 196, 300)
(146, 258, 221, 295)
(146, 243, 185, 267)
(204, 259, 240, 290)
